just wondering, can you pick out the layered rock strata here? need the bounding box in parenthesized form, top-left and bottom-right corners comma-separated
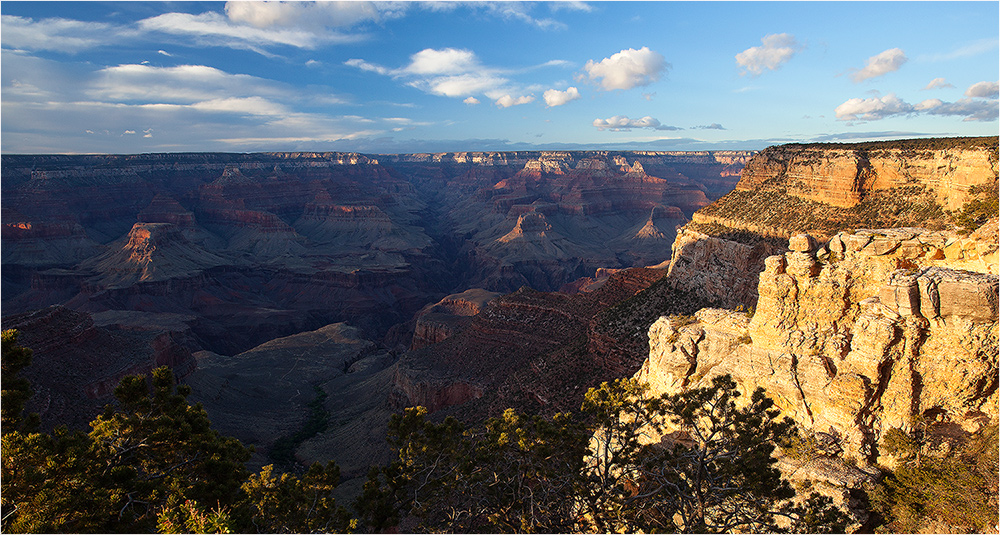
(691, 136, 998, 241)
(3, 306, 196, 430)
(637, 224, 999, 464)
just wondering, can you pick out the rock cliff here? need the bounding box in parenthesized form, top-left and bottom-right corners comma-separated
(2, 305, 197, 431)
(691, 137, 998, 241)
(637, 223, 998, 465)
(3, 150, 748, 356)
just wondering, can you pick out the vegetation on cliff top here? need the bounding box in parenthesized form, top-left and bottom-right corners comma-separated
(357, 375, 848, 533)
(3, 331, 850, 533)
(778, 135, 998, 153)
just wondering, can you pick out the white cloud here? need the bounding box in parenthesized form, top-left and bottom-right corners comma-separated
(157, 49, 172, 57)
(495, 94, 535, 108)
(87, 63, 291, 104)
(735, 33, 801, 76)
(0, 14, 126, 52)
(592, 115, 680, 131)
(404, 48, 480, 75)
(0, 50, 385, 153)
(920, 97, 998, 121)
(543, 87, 581, 107)
(223, 1, 400, 30)
(965, 81, 999, 99)
(139, 12, 314, 49)
(915, 98, 944, 111)
(550, 2, 593, 12)
(344, 58, 391, 75)
(347, 47, 561, 101)
(463, 97, 480, 105)
(837, 90, 998, 123)
(849, 48, 907, 83)
(482, 2, 566, 30)
(420, 73, 509, 98)
(190, 96, 289, 116)
(922, 77, 953, 90)
(583, 47, 668, 91)
(835, 93, 914, 121)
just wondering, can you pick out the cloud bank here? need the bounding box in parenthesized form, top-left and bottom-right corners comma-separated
(836, 82, 998, 122)
(592, 115, 681, 131)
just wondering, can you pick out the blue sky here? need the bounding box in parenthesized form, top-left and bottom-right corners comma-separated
(2, 1, 997, 154)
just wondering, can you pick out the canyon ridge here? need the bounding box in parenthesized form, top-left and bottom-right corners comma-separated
(3, 138, 997, 525)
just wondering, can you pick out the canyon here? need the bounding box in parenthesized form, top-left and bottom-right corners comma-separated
(2, 149, 747, 432)
(3, 138, 997, 518)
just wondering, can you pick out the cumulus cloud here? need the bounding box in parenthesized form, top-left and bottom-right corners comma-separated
(735, 33, 801, 76)
(404, 48, 480, 75)
(464, 97, 480, 105)
(922, 77, 953, 90)
(836, 89, 997, 122)
(583, 47, 668, 91)
(849, 48, 907, 83)
(835, 93, 914, 121)
(495, 94, 535, 108)
(592, 115, 681, 131)
(918, 98, 998, 122)
(347, 47, 562, 102)
(420, 73, 509, 98)
(965, 81, 999, 99)
(543, 86, 581, 107)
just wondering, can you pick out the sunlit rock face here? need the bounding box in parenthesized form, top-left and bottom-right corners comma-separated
(639, 224, 999, 463)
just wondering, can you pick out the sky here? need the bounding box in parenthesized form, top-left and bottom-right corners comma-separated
(1, 1, 998, 154)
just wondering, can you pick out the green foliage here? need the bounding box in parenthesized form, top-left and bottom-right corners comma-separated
(1, 329, 39, 434)
(157, 499, 234, 534)
(356, 406, 588, 533)
(872, 424, 999, 533)
(362, 375, 849, 533)
(270, 385, 330, 466)
(1, 364, 356, 534)
(951, 182, 999, 232)
(236, 462, 354, 533)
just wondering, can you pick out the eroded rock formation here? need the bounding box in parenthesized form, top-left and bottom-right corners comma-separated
(637, 224, 999, 464)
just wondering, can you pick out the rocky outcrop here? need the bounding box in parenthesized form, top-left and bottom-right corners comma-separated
(692, 137, 998, 240)
(2, 305, 196, 431)
(183, 322, 380, 465)
(664, 227, 786, 309)
(739, 140, 997, 210)
(637, 224, 999, 465)
(410, 289, 501, 349)
(394, 268, 668, 418)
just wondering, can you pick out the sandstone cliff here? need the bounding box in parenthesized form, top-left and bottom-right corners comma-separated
(665, 137, 997, 311)
(637, 223, 998, 464)
(691, 136, 998, 241)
